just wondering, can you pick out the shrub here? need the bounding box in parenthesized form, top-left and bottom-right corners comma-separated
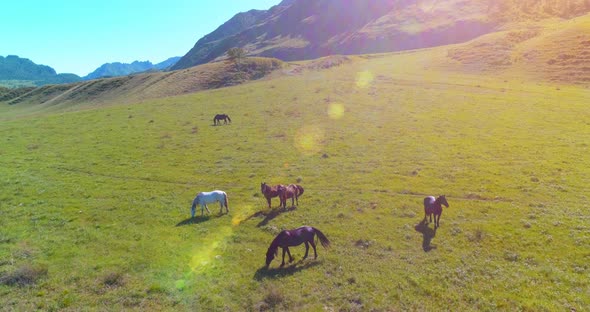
(0, 264, 48, 286)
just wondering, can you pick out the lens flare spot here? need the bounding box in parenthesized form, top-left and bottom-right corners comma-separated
(175, 279, 186, 290)
(356, 70, 374, 88)
(328, 103, 345, 119)
(295, 125, 325, 155)
(231, 205, 253, 226)
(189, 226, 231, 273)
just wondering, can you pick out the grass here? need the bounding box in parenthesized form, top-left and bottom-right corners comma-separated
(0, 44, 589, 310)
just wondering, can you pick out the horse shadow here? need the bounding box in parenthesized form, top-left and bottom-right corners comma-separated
(245, 206, 297, 227)
(414, 220, 437, 252)
(253, 260, 322, 281)
(175, 215, 211, 227)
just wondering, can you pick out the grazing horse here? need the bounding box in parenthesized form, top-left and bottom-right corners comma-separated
(278, 184, 304, 208)
(191, 190, 229, 217)
(261, 182, 283, 208)
(265, 226, 330, 268)
(213, 114, 231, 125)
(423, 195, 449, 228)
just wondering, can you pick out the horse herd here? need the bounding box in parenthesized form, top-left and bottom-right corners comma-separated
(189, 181, 449, 268)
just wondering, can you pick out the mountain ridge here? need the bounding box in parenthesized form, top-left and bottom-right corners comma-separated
(84, 57, 181, 80)
(173, 0, 590, 70)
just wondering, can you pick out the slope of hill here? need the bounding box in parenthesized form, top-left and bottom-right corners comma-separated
(173, 0, 590, 70)
(0, 55, 82, 87)
(171, 1, 294, 70)
(0, 58, 283, 114)
(84, 57, 181, 80)
(0, 41, 589, 310)
(444, 12, 590, 84)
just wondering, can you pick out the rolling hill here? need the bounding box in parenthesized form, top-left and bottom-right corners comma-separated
(0, 58, 284, 116)
(172, 0, 590, 70)
(3, 5, 589, 116)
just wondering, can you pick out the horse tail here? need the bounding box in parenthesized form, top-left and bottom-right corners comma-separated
(296, 185, 304, 196)
(313, 227, 330, 249)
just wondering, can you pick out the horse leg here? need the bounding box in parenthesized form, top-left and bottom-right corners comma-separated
(281, 248, 287, 267)
(303, 242, 309, 259)
(291, 195, 294, 207)
(310, 240, 318, 259)
(286, 247, 294, 263)
(203, 204, 210, 215)
(266, 197, 271, 208)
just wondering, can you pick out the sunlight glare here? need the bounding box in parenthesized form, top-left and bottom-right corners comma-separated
(295, 125, 325, 155)
(328, 103, 345, 119)
(356, 70, 374, 88)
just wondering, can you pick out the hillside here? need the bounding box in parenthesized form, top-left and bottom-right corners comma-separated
(171, 0, 295, 70)
(0, 55, 82, 87)
(173, 0, 590, 70)
(0, 43, 589, 310)
(0, 58, 283, 114)
(444, 12, 590, 84)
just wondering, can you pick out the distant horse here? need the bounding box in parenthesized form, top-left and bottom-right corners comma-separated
(278, 184, 304, 208)
(191, 190, 229, 217)
(261, 182, 283, 208)
(423, 195, 449, 228)
(265, 226, 330, 268)
(213, 114, 231, 125)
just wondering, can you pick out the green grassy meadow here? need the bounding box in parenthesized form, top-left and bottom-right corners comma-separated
(1, 51, 589, 311)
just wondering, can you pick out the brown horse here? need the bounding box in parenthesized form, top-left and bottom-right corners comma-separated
(423, 195, 449, 228)
(278, 184, 304, 208)
(261, 182, 283, 208)
(265, 226, 330, 268)
(213, 114, 231, 125)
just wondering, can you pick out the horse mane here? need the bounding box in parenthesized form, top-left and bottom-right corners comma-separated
(267, 231, 287, 258)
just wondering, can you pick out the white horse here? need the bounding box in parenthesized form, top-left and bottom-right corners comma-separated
(191, 190, 229, 217)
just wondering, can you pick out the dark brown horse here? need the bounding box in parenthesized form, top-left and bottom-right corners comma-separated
(261, 182, 283, 208)
(213, 114, 231, 125)
(423, 195, 449, 228)
(265, 226, 330, 268)
(278, 184, 304, 208)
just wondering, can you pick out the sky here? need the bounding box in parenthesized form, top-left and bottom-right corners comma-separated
(1, 0, 281, 77)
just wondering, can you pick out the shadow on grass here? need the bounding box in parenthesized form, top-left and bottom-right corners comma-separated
(245, 206, 297, 227)
(253, 260, 322, 281)
(414, 220, 437, 252)
(175, 215, 211, 227)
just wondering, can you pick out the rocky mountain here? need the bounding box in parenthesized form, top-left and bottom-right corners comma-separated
(84, 57, 181, 80)
(172, 0, 590, 70)
(0, 55, 82, 86)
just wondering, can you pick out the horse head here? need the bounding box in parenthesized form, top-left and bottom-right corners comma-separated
(261, 182, 267, 193)
(265, 245, 277, 267)
(438, 195, 449, 208)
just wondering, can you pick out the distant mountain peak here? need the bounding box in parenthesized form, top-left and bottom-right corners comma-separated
(84, 57, 181, 80)
(0, 55, 81, 87)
